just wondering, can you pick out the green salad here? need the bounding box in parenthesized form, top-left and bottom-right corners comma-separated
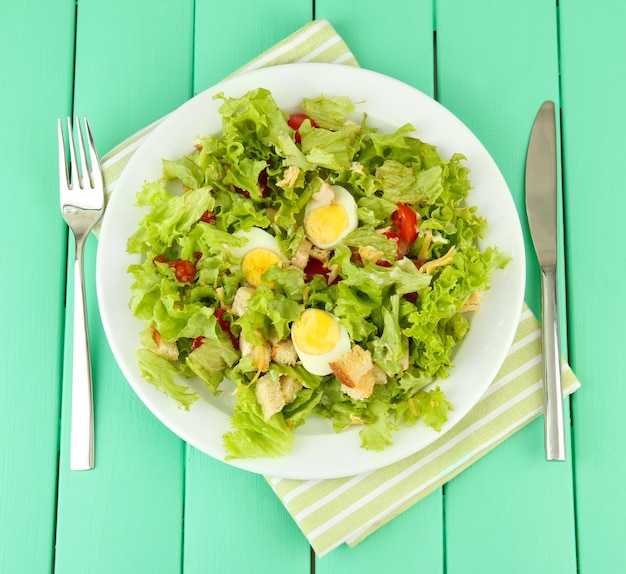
(127, 88, 508, 459)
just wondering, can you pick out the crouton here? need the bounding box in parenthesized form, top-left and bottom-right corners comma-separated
(330, 345, 378, 400)
(150, 326, 179, 361)
(255, 374, 285, 420)
(255, 374, 303, 420)
(231, 286, 256, 317)
(270, 338, 299, 366)
(279, 375, 303, 404)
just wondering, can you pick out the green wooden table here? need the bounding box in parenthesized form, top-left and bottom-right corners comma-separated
(0, 1, 621, 572)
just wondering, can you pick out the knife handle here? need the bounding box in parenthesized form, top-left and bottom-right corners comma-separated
(541, 267, 565, 461)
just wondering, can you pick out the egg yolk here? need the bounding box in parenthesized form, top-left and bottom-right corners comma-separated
(292, 309, 340, 355)
(304, 204, 349, 247)
(241, 248, 282, 287)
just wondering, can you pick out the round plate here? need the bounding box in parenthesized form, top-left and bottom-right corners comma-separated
(96, 63, 525, 479)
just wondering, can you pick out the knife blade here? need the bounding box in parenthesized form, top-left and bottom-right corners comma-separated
(525, 100, 565, 461)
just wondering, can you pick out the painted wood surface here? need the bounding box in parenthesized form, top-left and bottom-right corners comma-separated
(0, 1, 622, 573)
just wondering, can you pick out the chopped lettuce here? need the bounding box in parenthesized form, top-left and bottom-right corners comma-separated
(127, 88, 508, 460)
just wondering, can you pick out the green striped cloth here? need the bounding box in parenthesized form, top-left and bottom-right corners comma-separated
(99, 19, 580, 557)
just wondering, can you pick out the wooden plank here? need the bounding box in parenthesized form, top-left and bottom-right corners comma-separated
(0, 2, 74, 573)
(313, 0, 444, 570)
(183, 451, 311, 573)
(53, 2, 195, 572)
(435, 1, 577, 572)
(182, 4, 313, 572)
(316, 0, 435, 95)
(194, 0, 313, 93)
(559, 1, 626, 572)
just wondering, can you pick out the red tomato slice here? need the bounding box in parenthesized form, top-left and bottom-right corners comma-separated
(382, 230, 409, 259)
(288, 113, 317, 131)
(288, 113, 318, 143)
(391, 203, 419, 245)
(214, 308, 239, 349)
(303, 258, 340, 284)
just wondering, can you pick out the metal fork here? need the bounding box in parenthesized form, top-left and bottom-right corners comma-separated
(58, 117, 104, 470)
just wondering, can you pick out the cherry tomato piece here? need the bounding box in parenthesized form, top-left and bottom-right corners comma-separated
(288, 113, 318, 144)
(288, 113, 317, 131)
(214, 308, 239, 349)
(382, 230, 409, 259)
(169, 259, 196, 283)
(232, 186, 251, 198)
(391, 203, 419, 245)
(200, 210, 216, 224)
(303, 258, 340, 285)
(191, 336, 206, 352)
(258, 169, 269, 197)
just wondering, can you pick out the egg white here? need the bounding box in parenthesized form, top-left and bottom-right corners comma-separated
(303, 184, 358, 249)
(229, 227, 282, 259)
(229, 227, 284, 287)
(291, 309, 351, 376)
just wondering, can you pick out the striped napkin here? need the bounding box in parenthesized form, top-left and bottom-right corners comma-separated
(98, 19, 580, 557)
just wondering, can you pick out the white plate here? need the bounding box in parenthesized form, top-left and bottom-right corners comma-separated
(96, 63, 525, 479)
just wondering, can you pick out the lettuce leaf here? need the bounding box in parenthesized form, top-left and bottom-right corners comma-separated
(137, 349, 199, 409)
(223, 385, 295, 459)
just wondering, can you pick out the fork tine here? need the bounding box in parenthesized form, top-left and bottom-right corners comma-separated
(75, 116, 91, 189)
(66, 117, 80, 189)
(83, 117, 103, 189)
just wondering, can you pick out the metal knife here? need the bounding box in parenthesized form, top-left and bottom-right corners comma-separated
(525, 100, 565, 461)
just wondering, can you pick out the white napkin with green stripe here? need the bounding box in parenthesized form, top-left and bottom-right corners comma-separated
(99, 19, 580, 557)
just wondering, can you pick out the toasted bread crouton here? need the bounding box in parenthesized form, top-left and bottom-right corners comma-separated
(239, 335, 271, 372)
(231, 286, 256, 317)
(255, 374, 285, 420)
(150, 326, 179, 361)
(279, 375, 303, 404)
(276, 165, 300, 188)
(330, 345, 378, 400)
(255, 374, 303, 420)
(270, 338, 299, 366)
(291, 237, 312, 270)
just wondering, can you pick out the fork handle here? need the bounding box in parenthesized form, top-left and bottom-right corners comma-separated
(70, 236, 95, 470)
